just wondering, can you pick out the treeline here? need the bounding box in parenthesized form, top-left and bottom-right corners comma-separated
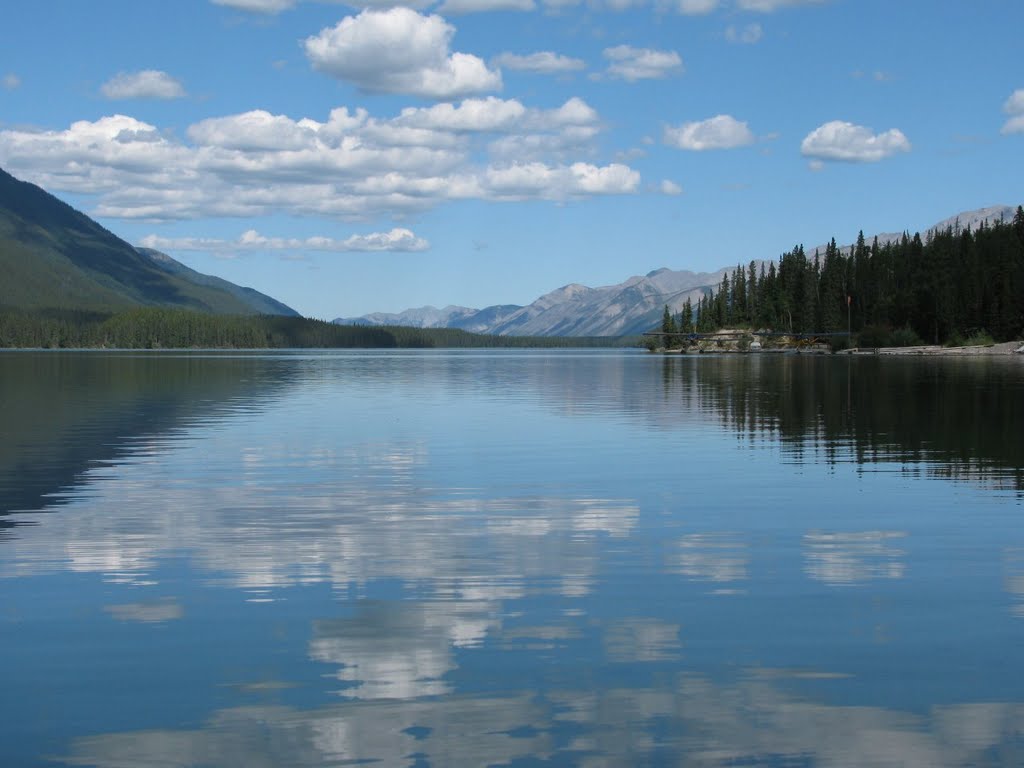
(0, 307, 632, 349)
(661, 207, 1024, 346)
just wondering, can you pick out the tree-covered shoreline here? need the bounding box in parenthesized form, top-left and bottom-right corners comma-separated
(660, 208, 1024, 349)
(0, 306, 636, 349)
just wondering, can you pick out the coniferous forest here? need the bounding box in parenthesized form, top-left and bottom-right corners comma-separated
(663, 208, 1024, 348)
(3, 208, 1022, 350)
(0, 307, 635, 349)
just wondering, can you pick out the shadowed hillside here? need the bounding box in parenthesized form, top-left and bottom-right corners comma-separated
(0, 167, 296, 316)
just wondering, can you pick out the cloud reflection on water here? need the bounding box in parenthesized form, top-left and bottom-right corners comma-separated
(604, 618, 681, 663)
(63, 695, 552, 768)
(667, 533, 749, 585)
(5, 352, 1024, 767)
(310, 600, 501, 700)
(803, 530, 906, 586)
(60, 673, 1024, 768)
(0, 438, 638, 598)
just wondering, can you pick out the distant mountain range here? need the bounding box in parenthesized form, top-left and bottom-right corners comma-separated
(335, 205, 1018, 337)
(0, 167, 298, 316)
(335, 267, 744, 337)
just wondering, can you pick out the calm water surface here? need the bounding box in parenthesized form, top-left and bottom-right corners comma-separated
(2, 350, 1023, 767)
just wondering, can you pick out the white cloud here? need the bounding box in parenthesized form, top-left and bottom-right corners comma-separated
(188, 110, 323, 150)
(660, 179, 683, 195)
(543, 96, 600, 127)
(2, 73, 20, 90)
(602, 45, 683, 81)
(484, 161, 639, 199)
(1003, 116, 1024, 135)
(737, 0, 826, 10)
(1002, 89, 1024, 135)
(0, 99, 635, 221)
(395, 97, 528, 131)
(140, 228, 430, 253)
(725, 22, 763, 43)
(392, 96, 600, 157)
(800, 120, 911, 162)
(438, 0, 535, 13)
(664, 115, 755, 150)
(304, 8, 501, 100)
(488, 126, 600, 161)
(101, 70, 187, 100)
(1003, 89, 1024, 114)
(211, 0, 297, 11)
(493, 51, 585, 74)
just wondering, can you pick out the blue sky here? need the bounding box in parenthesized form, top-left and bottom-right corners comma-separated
(1, 0, 1022, 318)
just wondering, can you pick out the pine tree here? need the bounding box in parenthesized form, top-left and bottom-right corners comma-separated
(661, 305, 677, 346)
(681, 298, 694, 334)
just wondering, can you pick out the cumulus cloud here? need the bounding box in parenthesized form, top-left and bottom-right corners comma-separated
(390, 97, 600, 159)
(383, 97, 600, 161)
(493, 51, 585, 74)
(395, 96, 528, 131)
(660, 179, 683, 195)
(187, 110, 324, 151)
(0, 98, 636, 221)
(304, 8, 501, 100)
(602, 45, 683, 81)
(1003, 117, 1024, 135)
(101, 70, 187, 100)
(664, 115, 755, 150)
(2, 73, 20, 90)
(140, 228, 430, 253)
(725, 22, 763, 43)
(542, 96, 600, 126)
(1003, 89, 1024, 115)
(484, 161, 639, 199)
(1001, 89, 1024, 135)
(800, 120, 911, 162)
(488, 127, 600, 161)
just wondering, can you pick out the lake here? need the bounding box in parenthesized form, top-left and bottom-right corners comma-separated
(2, 349, 1023, 767)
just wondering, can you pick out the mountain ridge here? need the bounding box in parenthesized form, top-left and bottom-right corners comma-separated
(0, 166, 298, 317)
(136, 246, 298, 317)
(334, 205, 1018, 337)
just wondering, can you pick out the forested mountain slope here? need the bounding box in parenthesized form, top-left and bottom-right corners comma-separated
(0, 167, 295, 316)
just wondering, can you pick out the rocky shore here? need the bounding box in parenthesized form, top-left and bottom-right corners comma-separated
(656, 331, 1024, 356)
(838, 341, 1024, 356)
